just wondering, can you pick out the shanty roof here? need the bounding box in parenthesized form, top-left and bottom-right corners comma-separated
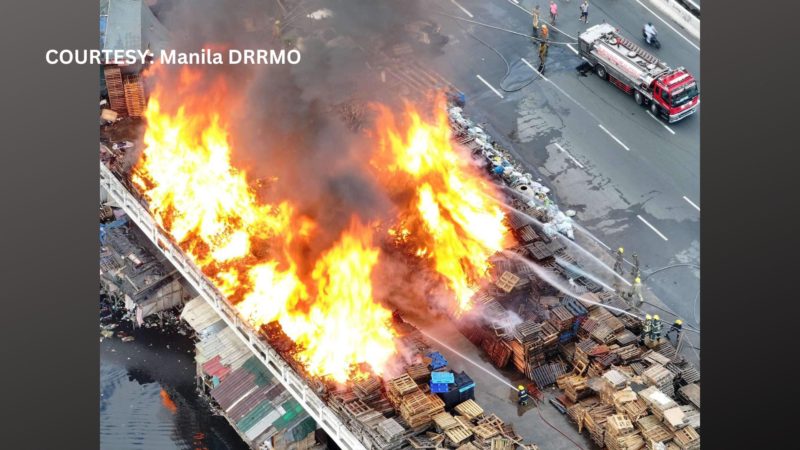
(187, 312, 315, 446)
(100, 0, 169, 57)
(181, 296, 225, 337)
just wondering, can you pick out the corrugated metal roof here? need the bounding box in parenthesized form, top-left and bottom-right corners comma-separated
(192, 310, 315, 445)
(212, 369, 259, 411)
(227, 384, 278, 421)
(181, 296, 224, 335)
(196, 327, 250, 369)
(201, 355, 232, 380)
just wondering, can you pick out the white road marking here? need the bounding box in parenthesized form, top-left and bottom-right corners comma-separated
(647, 111, 676, 134)
(598, 124, 630, 151)
(510, 0, 520, 4)
(476, 74, 504, 98)
(683, 196, 700, 211)
(505, 0, 529, 14)
(554, 143, 585, 169)
(637, 215, 669, 241)
(520, 57, 548, 82)
(566, 44, 579, 55)
(450, 0, 474, 18)
(634, 0, 700, 51)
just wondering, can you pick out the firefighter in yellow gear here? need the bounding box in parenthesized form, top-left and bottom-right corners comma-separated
(666, 319, 683, 344)
(613, 247, 624, 274)
(517, 385, 530, 406)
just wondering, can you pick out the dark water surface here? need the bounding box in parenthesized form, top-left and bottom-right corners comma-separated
(100, 323, 249, 450)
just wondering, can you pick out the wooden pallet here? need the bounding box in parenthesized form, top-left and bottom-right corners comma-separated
(389, 374, 420, 397)
(606, 414, 634, 436)
(432, 412, 458, 431)
(472, 423, 499, 442)
(406, 364, 431, 383)
(444, 425, 473, 445)
(103, 66, 127, 115)
(454, 399, 484, 421)
(496, 271, 520, 293)
(122, 74, 145, 117)
(672, 426, 700, 449)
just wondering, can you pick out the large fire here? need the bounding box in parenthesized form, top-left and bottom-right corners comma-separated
(132, 75, 396, 382)
(374, 101, 508, 311)
(131, 70, 508, 381)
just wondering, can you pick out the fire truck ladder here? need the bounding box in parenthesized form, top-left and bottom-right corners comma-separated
(612, 35, 659, 67)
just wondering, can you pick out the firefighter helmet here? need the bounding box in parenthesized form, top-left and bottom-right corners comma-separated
(653, 315, 660, 321)
(518, 385, 525, 391)
(675, 319, 683, 325)
(618, 247, 624, 253)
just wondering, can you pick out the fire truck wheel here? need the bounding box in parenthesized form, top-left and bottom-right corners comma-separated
(650, 102, 660, 117)
(634, 91, 644, 106)
(595, 65, 607, 80)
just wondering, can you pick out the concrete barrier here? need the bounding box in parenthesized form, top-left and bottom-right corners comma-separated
(646, 0, 700, 41)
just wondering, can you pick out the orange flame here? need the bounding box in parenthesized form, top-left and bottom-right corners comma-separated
(373, 98, 508, 311)
(132, 74, 396, 382)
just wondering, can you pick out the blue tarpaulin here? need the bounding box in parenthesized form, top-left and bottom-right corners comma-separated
(427, 352, 447, 370)
(99, 217, 128, 244)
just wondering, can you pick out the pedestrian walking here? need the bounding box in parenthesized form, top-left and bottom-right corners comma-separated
(540, 23, 550, 42)
(613, 247, 624, 274)
(579, 1, 589, 24)
(532, 5, 541, 38)
(549, 1, 558, 25)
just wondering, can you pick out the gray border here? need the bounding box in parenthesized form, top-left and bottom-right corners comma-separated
(701, 0, 798, 448)
(0, 1, 99, 449)
(0, 0, 799, 448)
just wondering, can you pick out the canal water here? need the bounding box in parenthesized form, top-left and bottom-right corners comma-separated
(100, 318, 249, 450)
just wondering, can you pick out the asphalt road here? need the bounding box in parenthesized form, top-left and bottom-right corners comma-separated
(413, 0, 701, 338)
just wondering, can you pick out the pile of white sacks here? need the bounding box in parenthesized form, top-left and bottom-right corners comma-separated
(448, 106, 575, 240)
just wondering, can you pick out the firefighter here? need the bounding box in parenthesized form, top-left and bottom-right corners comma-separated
(640, 314, 652, 345)
(650, 314, 663, 344)
(613, 247, 624, 274)
(517, 385, 530, 406)
(629, 276, 644, 306)
(630, 253, 641, 278)
(666, 319, 683, 344)
(537, 26, 549, 73)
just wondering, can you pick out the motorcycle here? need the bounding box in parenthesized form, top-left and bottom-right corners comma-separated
(642, 28, 661, 49)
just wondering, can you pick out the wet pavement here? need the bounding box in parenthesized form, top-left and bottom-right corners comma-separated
(99, 297, 248, 450)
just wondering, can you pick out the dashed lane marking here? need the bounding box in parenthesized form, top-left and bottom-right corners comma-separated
(683, 196, 700, 211)
(637, 215, 669, 241)
(598, 124, 631, 151)
(476, 74, 504, 98)
(648, 111, 676, 134)
(554, 143, 585, 169)
(450, 0, 474, 18)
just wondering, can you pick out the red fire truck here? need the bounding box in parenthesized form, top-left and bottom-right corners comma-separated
(578, 23, 699, 123)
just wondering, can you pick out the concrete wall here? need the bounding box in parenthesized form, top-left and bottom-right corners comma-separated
(647, 0, 700, 40)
